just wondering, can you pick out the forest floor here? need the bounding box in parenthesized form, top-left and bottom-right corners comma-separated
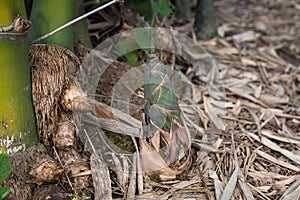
(90, 0, 300, 199)
(83, 0, 300, 199)
(4, 0, 299, 200)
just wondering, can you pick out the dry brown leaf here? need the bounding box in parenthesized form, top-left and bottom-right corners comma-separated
(139, 138, 177, 181)
(227, 87, 268, 108)
(232, 30, 260, 43)
(241, 57, 257, 66)
(238, 171, 255, 200)
(82, 113, 140, 137)
(259, 94, 289, 105)
(215, 47, 239, 55)
(217, 24, 233, 37)
(254, 84, 262, 99)
(261, 129, 300, 145)
(126, 153, 137, 200)
(255, 149, 300, 172)
(243, 129, 300, 164)
(91, 154, 112, 200)
(219, 134, 239, 200)
(203, 96, 226, 130)
(280, 179, 300, 200)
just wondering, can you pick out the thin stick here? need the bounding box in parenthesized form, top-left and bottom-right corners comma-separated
(53, 146, 75, 194)
(32, 0, 121, 44)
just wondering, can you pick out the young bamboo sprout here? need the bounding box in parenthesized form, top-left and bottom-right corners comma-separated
(142, 52, 191, 179)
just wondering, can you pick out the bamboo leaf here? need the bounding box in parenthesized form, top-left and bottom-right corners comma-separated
(0, 154, 11, 180)
(0, 186, 10, 200)
(151, 0, 175, 16)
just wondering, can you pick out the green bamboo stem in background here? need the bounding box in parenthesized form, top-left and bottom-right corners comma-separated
(29, 0, 79, 50)
(194, 0, 217, 40)
(76, 0, 93, 48)
(125, 0, 153, 21)
(173, 0, 191, 19)
(0, 0, 26, 25)
(0, 0, 37, 154)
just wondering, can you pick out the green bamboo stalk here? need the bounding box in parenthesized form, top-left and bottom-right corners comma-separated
(194, 0, 217, 40)
(0, 0, 37, 154)
(76, 0, 93, 48)
(173, 0, 191, 19)
(125, 0, 153, 21)
(29, 0, 79, 50)
(0, 0, 26, 25)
